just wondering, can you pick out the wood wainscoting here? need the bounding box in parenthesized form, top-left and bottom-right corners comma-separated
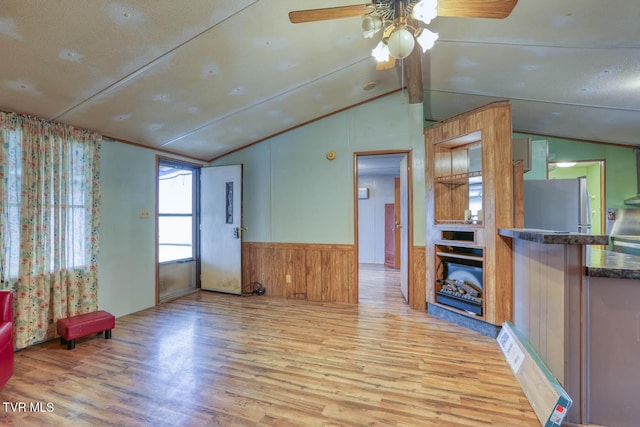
(242, 242, 427, 308)
(410, 245, 427, 311)
(242, 242, 356, 304)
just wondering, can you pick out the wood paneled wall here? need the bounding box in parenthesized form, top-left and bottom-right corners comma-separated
(243, 242, 427, 309)
(410, 246, 426, 311)
(242, 242, 356, 304)
(511, 239, 578, 387)
(511, 239, 584, 423)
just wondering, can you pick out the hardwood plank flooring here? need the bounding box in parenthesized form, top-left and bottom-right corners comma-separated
(0, 264, 538, 426)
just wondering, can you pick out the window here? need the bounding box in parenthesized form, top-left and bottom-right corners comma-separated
(1, 117, 100, 279)
(1, 112, 101, 349)
(158, 160, 198, 263)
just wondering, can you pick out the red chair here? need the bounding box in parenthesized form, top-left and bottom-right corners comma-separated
(0, 290, 14, 389)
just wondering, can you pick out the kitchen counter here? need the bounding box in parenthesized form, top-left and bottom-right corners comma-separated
(500, 227, 607, 423)
(585, 247, 640, 280)
(498, 228, 640, 279)
(501, 227, 640, 426)
(498, 228, 609, 245)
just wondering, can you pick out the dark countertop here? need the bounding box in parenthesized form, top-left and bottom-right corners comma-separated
(498, 228, 610, 245)
(498, 228, 640, 279)
(586, 248, 640, 280)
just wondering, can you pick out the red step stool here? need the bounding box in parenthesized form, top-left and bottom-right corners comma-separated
(56, 310, 115, 350)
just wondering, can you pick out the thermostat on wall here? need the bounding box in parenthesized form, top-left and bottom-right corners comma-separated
(358, 187, 369, 199)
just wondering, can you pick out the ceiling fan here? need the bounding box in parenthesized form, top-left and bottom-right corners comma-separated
(289, 0, 519, 24)
(289, 0, 518, 68)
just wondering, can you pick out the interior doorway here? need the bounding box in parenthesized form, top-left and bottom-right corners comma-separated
(355, 151, 412, 304)
(548, 160, 605, 234)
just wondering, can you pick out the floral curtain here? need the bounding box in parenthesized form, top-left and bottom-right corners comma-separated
(0, 112, 102, 349)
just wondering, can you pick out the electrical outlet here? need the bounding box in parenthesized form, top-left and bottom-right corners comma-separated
(139, 209, 150, 219)
(285, 274, 292, 284)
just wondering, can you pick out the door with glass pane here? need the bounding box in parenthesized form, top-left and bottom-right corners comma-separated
(157, 159, 198, 303)
(200, 165, 242, 294)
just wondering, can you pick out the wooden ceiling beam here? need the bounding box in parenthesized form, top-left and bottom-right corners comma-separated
(404, 44, 424, 104)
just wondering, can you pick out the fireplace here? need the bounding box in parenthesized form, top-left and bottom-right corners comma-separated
(436, 259, 483, 315)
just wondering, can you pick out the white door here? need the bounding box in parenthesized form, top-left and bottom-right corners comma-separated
(200, 165, 242, 294)
(399, 155, 409, 302)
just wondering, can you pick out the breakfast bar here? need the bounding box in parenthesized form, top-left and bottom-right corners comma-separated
(499, 228, 640, 427)
(581, 248, 640, 427)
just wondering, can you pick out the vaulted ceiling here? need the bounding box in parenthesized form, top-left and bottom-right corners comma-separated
(1, 1, 638, 162)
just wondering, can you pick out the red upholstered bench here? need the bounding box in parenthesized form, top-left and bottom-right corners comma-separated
(56, 310, 115, 350)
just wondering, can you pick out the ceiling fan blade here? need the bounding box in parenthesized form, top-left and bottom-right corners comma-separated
(376, 56, 396, 71)
(437, 0, 518, 19)
(289, 4, 374, 23)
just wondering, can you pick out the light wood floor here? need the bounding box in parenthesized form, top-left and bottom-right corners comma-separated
(0, 264, 539, 426)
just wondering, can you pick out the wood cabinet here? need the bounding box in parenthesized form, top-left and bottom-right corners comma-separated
(425, 101, 515, 327)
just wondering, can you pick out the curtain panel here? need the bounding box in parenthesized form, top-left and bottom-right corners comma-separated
(0, 112, 102, 349)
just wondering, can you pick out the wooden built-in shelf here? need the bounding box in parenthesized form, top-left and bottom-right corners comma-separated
(436, 219, 483, 225)
(436, 251, 483, 262)
(437, 228, 479, 245)
(425, 100, 515, 329)
(434, 170, 482, 186)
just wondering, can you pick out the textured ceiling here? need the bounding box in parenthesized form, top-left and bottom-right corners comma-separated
(1, 0, 639, 161)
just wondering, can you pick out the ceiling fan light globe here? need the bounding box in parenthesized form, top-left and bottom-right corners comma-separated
(371, 40, 390, 62)
(361, 15, 383, 38)
(416, 29, 439, 52)
(387, 28, 415, 59)
(412, 0, 438, 25)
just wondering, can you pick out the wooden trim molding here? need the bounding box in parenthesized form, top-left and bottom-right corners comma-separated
(242, 242, 357, 304)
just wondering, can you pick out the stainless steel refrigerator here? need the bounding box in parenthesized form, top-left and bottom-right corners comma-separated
(523, 177, 592, 233)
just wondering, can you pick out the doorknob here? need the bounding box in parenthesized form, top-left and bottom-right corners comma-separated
(233, 226, 248, 239)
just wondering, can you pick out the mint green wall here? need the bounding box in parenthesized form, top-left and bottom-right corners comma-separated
(517, 133, 636, 209)
(98, 141, 156, 317)
(213, 93, 426, 245)
(548, 137, 636, 209)
(549, 165, 588, 178)
(235, 142, 272, 242)
(549, 163, 603, 234)
(96, 97, 637, 320)
(98, 140, 199, 318)
(586, 163, 602, 233)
